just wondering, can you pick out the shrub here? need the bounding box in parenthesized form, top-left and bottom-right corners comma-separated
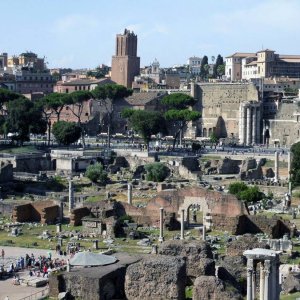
(228, 182, 248, 195)
(144, 162, 169, 182)
(85, 163, 108, 184)
(228, 182, 263, 203)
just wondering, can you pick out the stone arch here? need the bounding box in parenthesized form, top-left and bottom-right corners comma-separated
(208, 128, 213, 136)
(202, 128, 207, 137)
(178, 196, 211, 228)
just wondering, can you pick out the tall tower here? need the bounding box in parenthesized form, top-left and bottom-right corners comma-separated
(111, 29, 140, 88)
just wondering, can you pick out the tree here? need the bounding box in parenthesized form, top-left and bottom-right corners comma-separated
(92, 84, 132, 148)
(65, 91, 92, 148)
(209, 132, 219, 145)
(213, 54, 224, 78)
(161, 93, 201, 149)
(291, 142, 300, 186)
(228, 182, 248, 195)
(85, 162, 108, 184)
(144, 163, 169, 182)
(40, 93, 70, 121)
(200, 55, 208, 79)
(217, 64, 225, 77)
(122, 109, 166, 149)
(0, 89, 24, 113)
(5, 98, 47, 145)
(52, 121, 82, 146)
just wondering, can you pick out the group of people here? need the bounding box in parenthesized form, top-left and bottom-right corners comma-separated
(0, 249, 67, 281)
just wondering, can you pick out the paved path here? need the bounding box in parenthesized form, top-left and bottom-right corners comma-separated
(0, 246, 60, 300)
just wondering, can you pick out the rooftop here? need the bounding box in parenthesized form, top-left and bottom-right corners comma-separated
(226, 52, 256, 58)
(125, 91, 166, 106)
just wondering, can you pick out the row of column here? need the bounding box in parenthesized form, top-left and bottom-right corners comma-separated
(158, 207, 206, 242)
(247, 259, 279, 300)
(239, 103, 261, 145)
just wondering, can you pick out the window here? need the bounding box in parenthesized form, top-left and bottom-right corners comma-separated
(66, 88, 69, 93)
(75, 86, 77, 91)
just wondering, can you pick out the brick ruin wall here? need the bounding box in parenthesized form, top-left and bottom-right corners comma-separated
(70, 207, 90, 226)
(212, 214, 292, 238)
(12, 200, 59, 224)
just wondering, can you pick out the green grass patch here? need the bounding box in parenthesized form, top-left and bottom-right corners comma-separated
(0, 145, 44, 154)
(280, 292, 300, 299)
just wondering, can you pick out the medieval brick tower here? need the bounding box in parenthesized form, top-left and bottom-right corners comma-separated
(111, 29, 140, 88)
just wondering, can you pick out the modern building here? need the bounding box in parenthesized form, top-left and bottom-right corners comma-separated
(111, 29, 140, 88)
(7, 52, 45, 71)
(0, 53, 8, 69)
(227, 49, 300, 81)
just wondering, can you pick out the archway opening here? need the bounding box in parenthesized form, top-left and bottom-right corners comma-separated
(186, 204, 203, 228)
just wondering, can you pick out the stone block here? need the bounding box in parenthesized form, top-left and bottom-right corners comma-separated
(125, 255, 186, 300)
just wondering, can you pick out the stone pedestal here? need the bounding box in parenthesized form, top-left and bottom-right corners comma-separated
(158, 207, 164, 242)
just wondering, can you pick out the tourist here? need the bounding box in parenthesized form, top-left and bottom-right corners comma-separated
(1, 249, 4, 259)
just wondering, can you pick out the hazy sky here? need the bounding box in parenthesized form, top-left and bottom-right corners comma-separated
(2, 0, 300, 69)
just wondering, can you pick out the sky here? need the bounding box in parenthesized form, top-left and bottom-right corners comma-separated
(2, 0, 300, 69)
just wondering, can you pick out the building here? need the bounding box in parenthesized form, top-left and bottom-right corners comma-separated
(188, 56, 202, 75)
(225, 53, 255, 81)
(7, 52, 45, 71)
(227, 49, 300, 81)
(0, 53, 8, 69)
(54, 78, 113, 93)
(111, 29, 140, 88)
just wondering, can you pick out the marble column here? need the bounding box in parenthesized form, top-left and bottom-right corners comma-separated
(252, 107, 257, 145)
(260, 262, 265, 300)
(180, 209, 185, 240)
(68, 178, 74, 213)
(274, 151, 279, 182)
(202, 225, 206, 241)
(264, 260, 271, 300)
(93, 240, 99, 249)
(239, 104, 246, 145)
(252, 266, 256, 299)
(288, 151, 292, 181)
(246, 106, 252, 146)
(256, 107, 261, 144)
(127, 183, 133, 205)
(247, 258, 254, 300)
(158, 207, 164, 242)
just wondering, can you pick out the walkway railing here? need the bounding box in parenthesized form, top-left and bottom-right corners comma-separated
(17, 287, 49, 300)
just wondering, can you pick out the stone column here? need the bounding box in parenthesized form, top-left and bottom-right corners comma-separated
(58, 238, 63, 247)
(247, 258, 254, 300)
(256, 106, 261, 144)
(264, 260, 271, 300)
(69, 178, 74, 213)
(180, 209, 185, 240)
(252, 107, 257, 145)
(252, 265, 256, 299)
(239, 104, 246, 145)
(59, 200, 64, 222)
(127, 183, 133, 205)
(93, 240, 99, 250)
(274, 151, 279, 182)
(246, 106, 252, 146)
(288, 151, 292, 181)
(202, 225, 206, 241)
(158, 207, 164, 242)
(260, 262, 265, 300)
(271, 261, 278, 300)
(56, 223, 62, 233)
